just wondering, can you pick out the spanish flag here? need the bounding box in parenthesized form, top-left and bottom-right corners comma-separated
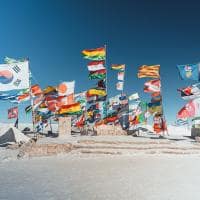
(137, 65, 160, 78)
(58, 102, 82, 115)
(111, 64, 125, 71)
(82, 47, 106, 61)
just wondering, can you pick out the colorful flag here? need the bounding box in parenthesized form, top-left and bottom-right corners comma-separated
(177, 63, 199, 81)
(82, 47, 106, 61)
(56, 94, 74, 107)
(178, 83, 200, 100)
(129, 93, 139, 101)
(137, 65, 160, 78)
(57, 81, 75, 96)
(151, 92, 161, 97)
(0, 61, 29, 91)
(31, 84, 42, 96)
(148, 105, 162, 114)
(8, 107, 18, 119)
(43, 86, 56, 95)
(87, 88, 106, 97)
(117, 71, 125, 81)
(111, 64, 125, 71)
(88, 69, 106, 80)
(144, 79, 161, 93)
(177, 99, 200, 119)
(116, 81, 124, 91)
(151, 95, 162, 103)
(87, 61, 105, 71)
(17, 93, 30, 102)
(148, 101, 161, 108)
(58, 102, 82, 115)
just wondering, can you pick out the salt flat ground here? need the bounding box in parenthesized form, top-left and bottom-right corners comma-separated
(0, 155, 200, 200)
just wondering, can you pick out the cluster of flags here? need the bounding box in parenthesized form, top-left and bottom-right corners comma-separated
(177, 63, 200, 121)
(137, 64, 166, 133)
(0, 51, 180, 135)
(81, 46, 107, 126)
(111, 64, 125, 91)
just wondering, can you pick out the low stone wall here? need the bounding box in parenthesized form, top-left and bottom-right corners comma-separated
(18, 142, 73, 158)
(95, 125, 127, 136)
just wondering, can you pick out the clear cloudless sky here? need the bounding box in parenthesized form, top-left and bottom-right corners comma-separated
(0, 0, 200, 124)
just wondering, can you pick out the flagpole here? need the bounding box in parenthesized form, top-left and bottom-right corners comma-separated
(28, 59, 36, 138)
(104, 44, 108, 118)
(158, 70, 169, 136)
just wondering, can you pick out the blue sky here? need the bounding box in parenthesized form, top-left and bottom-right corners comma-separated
(0, 0, 200, 123)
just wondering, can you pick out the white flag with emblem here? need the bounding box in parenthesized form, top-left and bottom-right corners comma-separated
(0, 61, 29, 91)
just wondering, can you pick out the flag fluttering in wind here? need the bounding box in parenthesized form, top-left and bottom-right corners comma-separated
(129, 93, 139, 101)
(116, 81, 124, 91)
(17, 93, 30, 102)
(144, 79, 161, 93)
(177, 98, 200, 119)
(0, 61, 29, 91)
(177, 83, 200, 100)
(43, 86, 56, 95)
(57, 81, 75, 96)
(111, 64, 125, 71)
(117, 71, 125, 81)
(177, 63, 199, 81)
(58, 102, 82, 115)
(31, 84, 42, 96)
(87, 88, 106, 97)
(82, 47, 106, 61)
(137, 65, 160, 78)
(88, 69, 106, 80)
(8, 107, 18, 119)
(87, 61, 105, 71)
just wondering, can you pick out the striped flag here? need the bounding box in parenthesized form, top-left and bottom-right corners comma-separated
(82, 47, 105, 61)
(111, 64, 125, 71)
(137, 65, 160, 78)
(87, 61, 105, 71)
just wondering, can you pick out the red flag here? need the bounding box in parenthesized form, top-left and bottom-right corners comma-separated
(8, 107, 18, 119)
(31, 84, 42, 96)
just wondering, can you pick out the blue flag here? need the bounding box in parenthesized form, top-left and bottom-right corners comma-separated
(177, 63, 199, 81)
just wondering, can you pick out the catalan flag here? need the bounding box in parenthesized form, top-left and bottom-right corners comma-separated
(137, 65, 160, 78)
(111, 64, 125, 71)
(82, 47, 106, 61)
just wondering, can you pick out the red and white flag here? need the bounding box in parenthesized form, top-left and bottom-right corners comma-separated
(87, 61, 105, 71)
(8, 107, 18, 119)
(144, 79, 161, 93)
(57, 81, 75, 96)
